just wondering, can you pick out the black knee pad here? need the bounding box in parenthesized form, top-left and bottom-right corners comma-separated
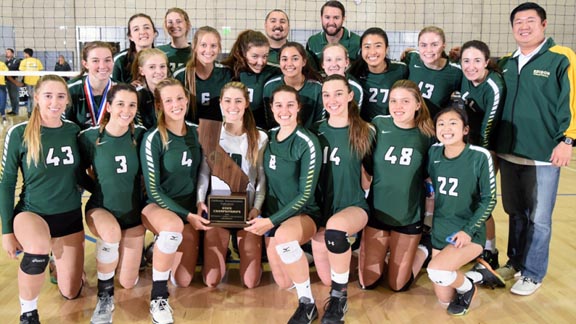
(391, 273, 415, 292)
(324, 229, 350, 254)
(20, 253, 49, 275)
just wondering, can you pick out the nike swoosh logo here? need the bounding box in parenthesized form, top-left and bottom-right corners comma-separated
(97, 141, 108, 146)
(414, 64, 422, 68)
(317, 132, 325, 136)
(381, 130, 391, 134)
(433, 160, 441, 163)
(503, 69, 508, 73)
(307, 309, 315, 320)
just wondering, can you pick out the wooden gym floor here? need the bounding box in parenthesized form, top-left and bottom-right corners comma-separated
(0, 112, 575, 323)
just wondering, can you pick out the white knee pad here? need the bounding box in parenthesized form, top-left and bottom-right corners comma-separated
(427, 269, 457, 287)
(275, 240, 303, 265)
(156, 231, 183, 254)
(96, 239, 119, 264)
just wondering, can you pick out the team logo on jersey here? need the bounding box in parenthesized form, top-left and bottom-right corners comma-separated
(533, 69, 550, 78)
(269, 155, 277, 170)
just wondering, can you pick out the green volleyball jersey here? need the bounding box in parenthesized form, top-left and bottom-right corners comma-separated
(264, 125, 321, 225)
(113, 50, 133, 83)
(306, 27, 361, 70)
(368, 116, 433, 227)
(262, 76, 324, 130)
(173, 63, 233, 123)
(66, 76, 111, 130)
(157, 43, 191, 74)
(404, 51, 462, 117)
(136, 85, 157, 129)
(0, 121, 82, 234)
(239, 65, 280, 129)
(78, 125, 146, 227)
(427, 143, 496, 249)
(141, 122, 202, 220)
(267, 48, 281, 67)
(314, 120, 369, 224)
(348, 75, 364, 110)
(356, 60, 409, 121)
(461, 71, 505, 149)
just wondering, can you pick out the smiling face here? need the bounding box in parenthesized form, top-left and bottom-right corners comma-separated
(271, 90, 300, 127)
(361, 33, 387, 72)
(322, 45, 349, 76)
(107, 89, 138, 128)
(128, 16, 156, 50)
(461, 47, 488, 85)
(83, 47, 114, 82)
(321, 6, 345, 37)
(435, 110, 469, 147)
(165, 11, 189, 39)
(139, 54, 168, 87)
(280, 46, 305, 78)
(159, 85, 189, 122)
(195, 32, 221, 66)
(418, 32, 445, 67)
(512, 9, 547, 53)
(245, 45, 270, 74)
(389, 88, 420, 129)
(322, 79, 352, 119)
(36, 80, 69, 122)
(265, 11, 289, 43)
(220, 87, 248, 123)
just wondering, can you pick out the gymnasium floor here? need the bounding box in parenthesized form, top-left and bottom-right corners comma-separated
(0, 112, 575, 323)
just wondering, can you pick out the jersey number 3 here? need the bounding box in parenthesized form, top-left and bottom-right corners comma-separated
(46, 146, 74, 166)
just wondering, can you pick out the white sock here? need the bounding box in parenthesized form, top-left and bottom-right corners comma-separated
(294, 279, 314, 302)
(484, 239, 496, 253)
(20, 296, 38, 314)
(152, 268, 170, 281)
(417, 244, 429, 259)
(97, 271, 115, 281)
(331, 269, 349, 284)
(456, 278, 473, 294)
(465, 271, 483, 284)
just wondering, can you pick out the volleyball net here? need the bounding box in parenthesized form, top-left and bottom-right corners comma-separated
(1, 0, 575, 73)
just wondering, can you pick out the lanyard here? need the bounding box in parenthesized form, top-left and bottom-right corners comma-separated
(84, 77, 111, 126)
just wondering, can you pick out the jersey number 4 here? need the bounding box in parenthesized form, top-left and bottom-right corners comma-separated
(46, 146, 74, 166)
(437, 176, 459, 197)
(384, 146, 413, 165)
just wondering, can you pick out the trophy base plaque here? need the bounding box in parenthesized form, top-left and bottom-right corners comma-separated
(207, 191, 248, 228)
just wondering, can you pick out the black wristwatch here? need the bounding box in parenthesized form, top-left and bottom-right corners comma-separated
(562, 136, 575, 146)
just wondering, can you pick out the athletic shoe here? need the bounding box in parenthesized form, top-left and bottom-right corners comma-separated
(510, 276, 542, 296)
(473, 258, 505, 288)
(447, 278, 476, 316)
(321, 295, 348, 324)
(19, 310, 40, 324)
(496, 262, 520, 281)
(150, 297, 174, 324)
(91, 294, 114, 324)
(473, 249, 499, 270)
(288, 297, 318, 324)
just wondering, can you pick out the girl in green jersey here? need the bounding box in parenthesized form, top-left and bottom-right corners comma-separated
(132, 48, 169, 129)
(359, 80, 435, 293)
(321, 43, 364, 110)
(426, 107, 497, 316)
(79, 84, 146, 324)
(157, 8, 192, 73)
(1, 76, 84, 323)
(246, 85, 322, 324)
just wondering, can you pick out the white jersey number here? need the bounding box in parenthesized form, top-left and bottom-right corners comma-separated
(369, 88, 389, 103)
(384, 146, 413, 166)
(418, 82, 435, 99)
(115, 156, 127, 174)
(181, 151, 193, 167)
(46, 146, 75, 166)
(323, 146, 341, 166)
(437, 177, 459, 197)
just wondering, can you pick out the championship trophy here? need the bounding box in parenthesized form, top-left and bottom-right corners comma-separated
(198, 119, 249, 227)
